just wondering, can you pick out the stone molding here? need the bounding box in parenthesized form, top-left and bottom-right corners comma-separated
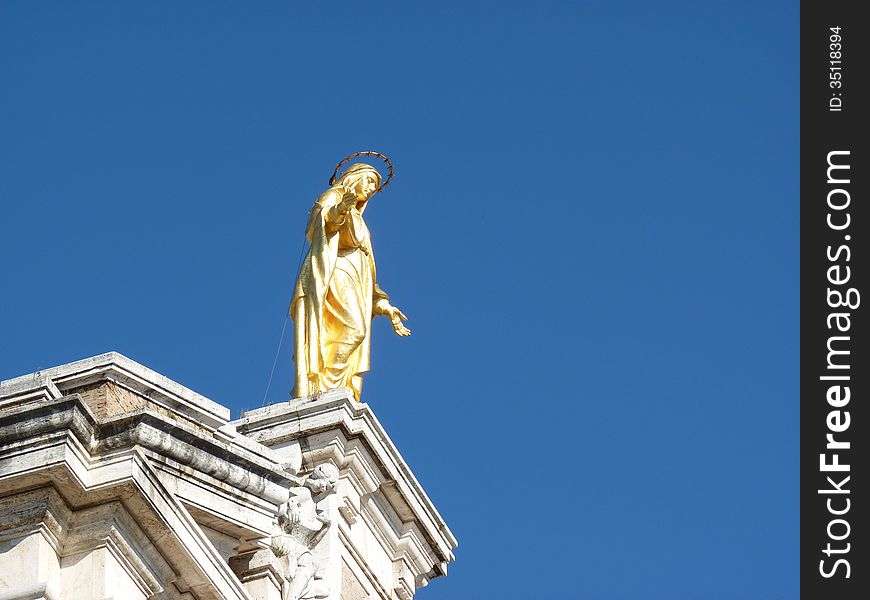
(1, 355, 456, 600)
(0, 488, 172, 599)
(235, 392, 456, 562)
(1, 352, 229, 428)
(0, 397, 258, 599)
(0, 583, 60, 600)
(234, 390, 457, 597)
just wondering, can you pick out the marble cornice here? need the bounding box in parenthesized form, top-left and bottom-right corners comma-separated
(1, 352, 229, 428)
(0, 394, 297, 508)
(233, 390, 457, 579)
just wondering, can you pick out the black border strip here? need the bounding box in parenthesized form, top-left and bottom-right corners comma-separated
(801, 1, 868, 597)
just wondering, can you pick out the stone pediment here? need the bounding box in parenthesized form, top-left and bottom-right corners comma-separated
(234, 393, 457, 582)
(1, 353, 457, 600)
(1, 351, 229, 428)
(0, 393, 274, 599)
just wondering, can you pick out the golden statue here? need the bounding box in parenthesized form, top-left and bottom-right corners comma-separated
(290, 154, 410, 401)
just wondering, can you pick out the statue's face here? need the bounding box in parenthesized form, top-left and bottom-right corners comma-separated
(356, 174, 378, 200)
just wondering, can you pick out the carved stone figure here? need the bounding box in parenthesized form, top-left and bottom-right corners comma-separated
(272, 463, 340, 600)
(290, 157, 410, 401)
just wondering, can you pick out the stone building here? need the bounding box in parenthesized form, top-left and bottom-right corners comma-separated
(0, 352, 456, 600)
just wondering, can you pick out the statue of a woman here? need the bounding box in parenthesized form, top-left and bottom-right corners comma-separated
(290, 162, 410, 401)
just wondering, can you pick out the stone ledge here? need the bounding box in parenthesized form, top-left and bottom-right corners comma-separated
(1, 354, 457, 600)
(1, 352, 229, 428)
(0, 395, 300, 545)
(233, 390, 457, 585)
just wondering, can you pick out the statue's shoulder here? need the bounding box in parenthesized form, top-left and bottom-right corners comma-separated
(315, 187, 343, 206)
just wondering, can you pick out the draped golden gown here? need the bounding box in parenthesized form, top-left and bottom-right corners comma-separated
(290, 184, 390, 401)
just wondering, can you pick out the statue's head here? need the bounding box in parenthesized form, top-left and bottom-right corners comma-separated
(305, 463, 340, 495)
(337, 163, 381, 207)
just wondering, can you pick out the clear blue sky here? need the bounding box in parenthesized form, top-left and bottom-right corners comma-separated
(1, 2, 798, 598)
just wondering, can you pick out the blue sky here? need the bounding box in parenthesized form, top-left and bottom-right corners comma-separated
(1, 2, 798, 598)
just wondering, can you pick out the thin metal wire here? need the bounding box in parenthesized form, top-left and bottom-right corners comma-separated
(261, 316, 288, 407)
(262, 234, 310, 407)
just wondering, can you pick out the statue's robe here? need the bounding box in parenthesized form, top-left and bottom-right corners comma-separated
(290, 188, 388, 401)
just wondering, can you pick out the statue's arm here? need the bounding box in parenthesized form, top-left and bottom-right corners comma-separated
(372, 284, 391, 316)
(315, 189, 357, 236)
(372, 283, 410, 336)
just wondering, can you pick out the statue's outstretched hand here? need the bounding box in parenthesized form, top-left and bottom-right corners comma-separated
(339, 191, 359, 213)
(387, 306, 411, 337)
